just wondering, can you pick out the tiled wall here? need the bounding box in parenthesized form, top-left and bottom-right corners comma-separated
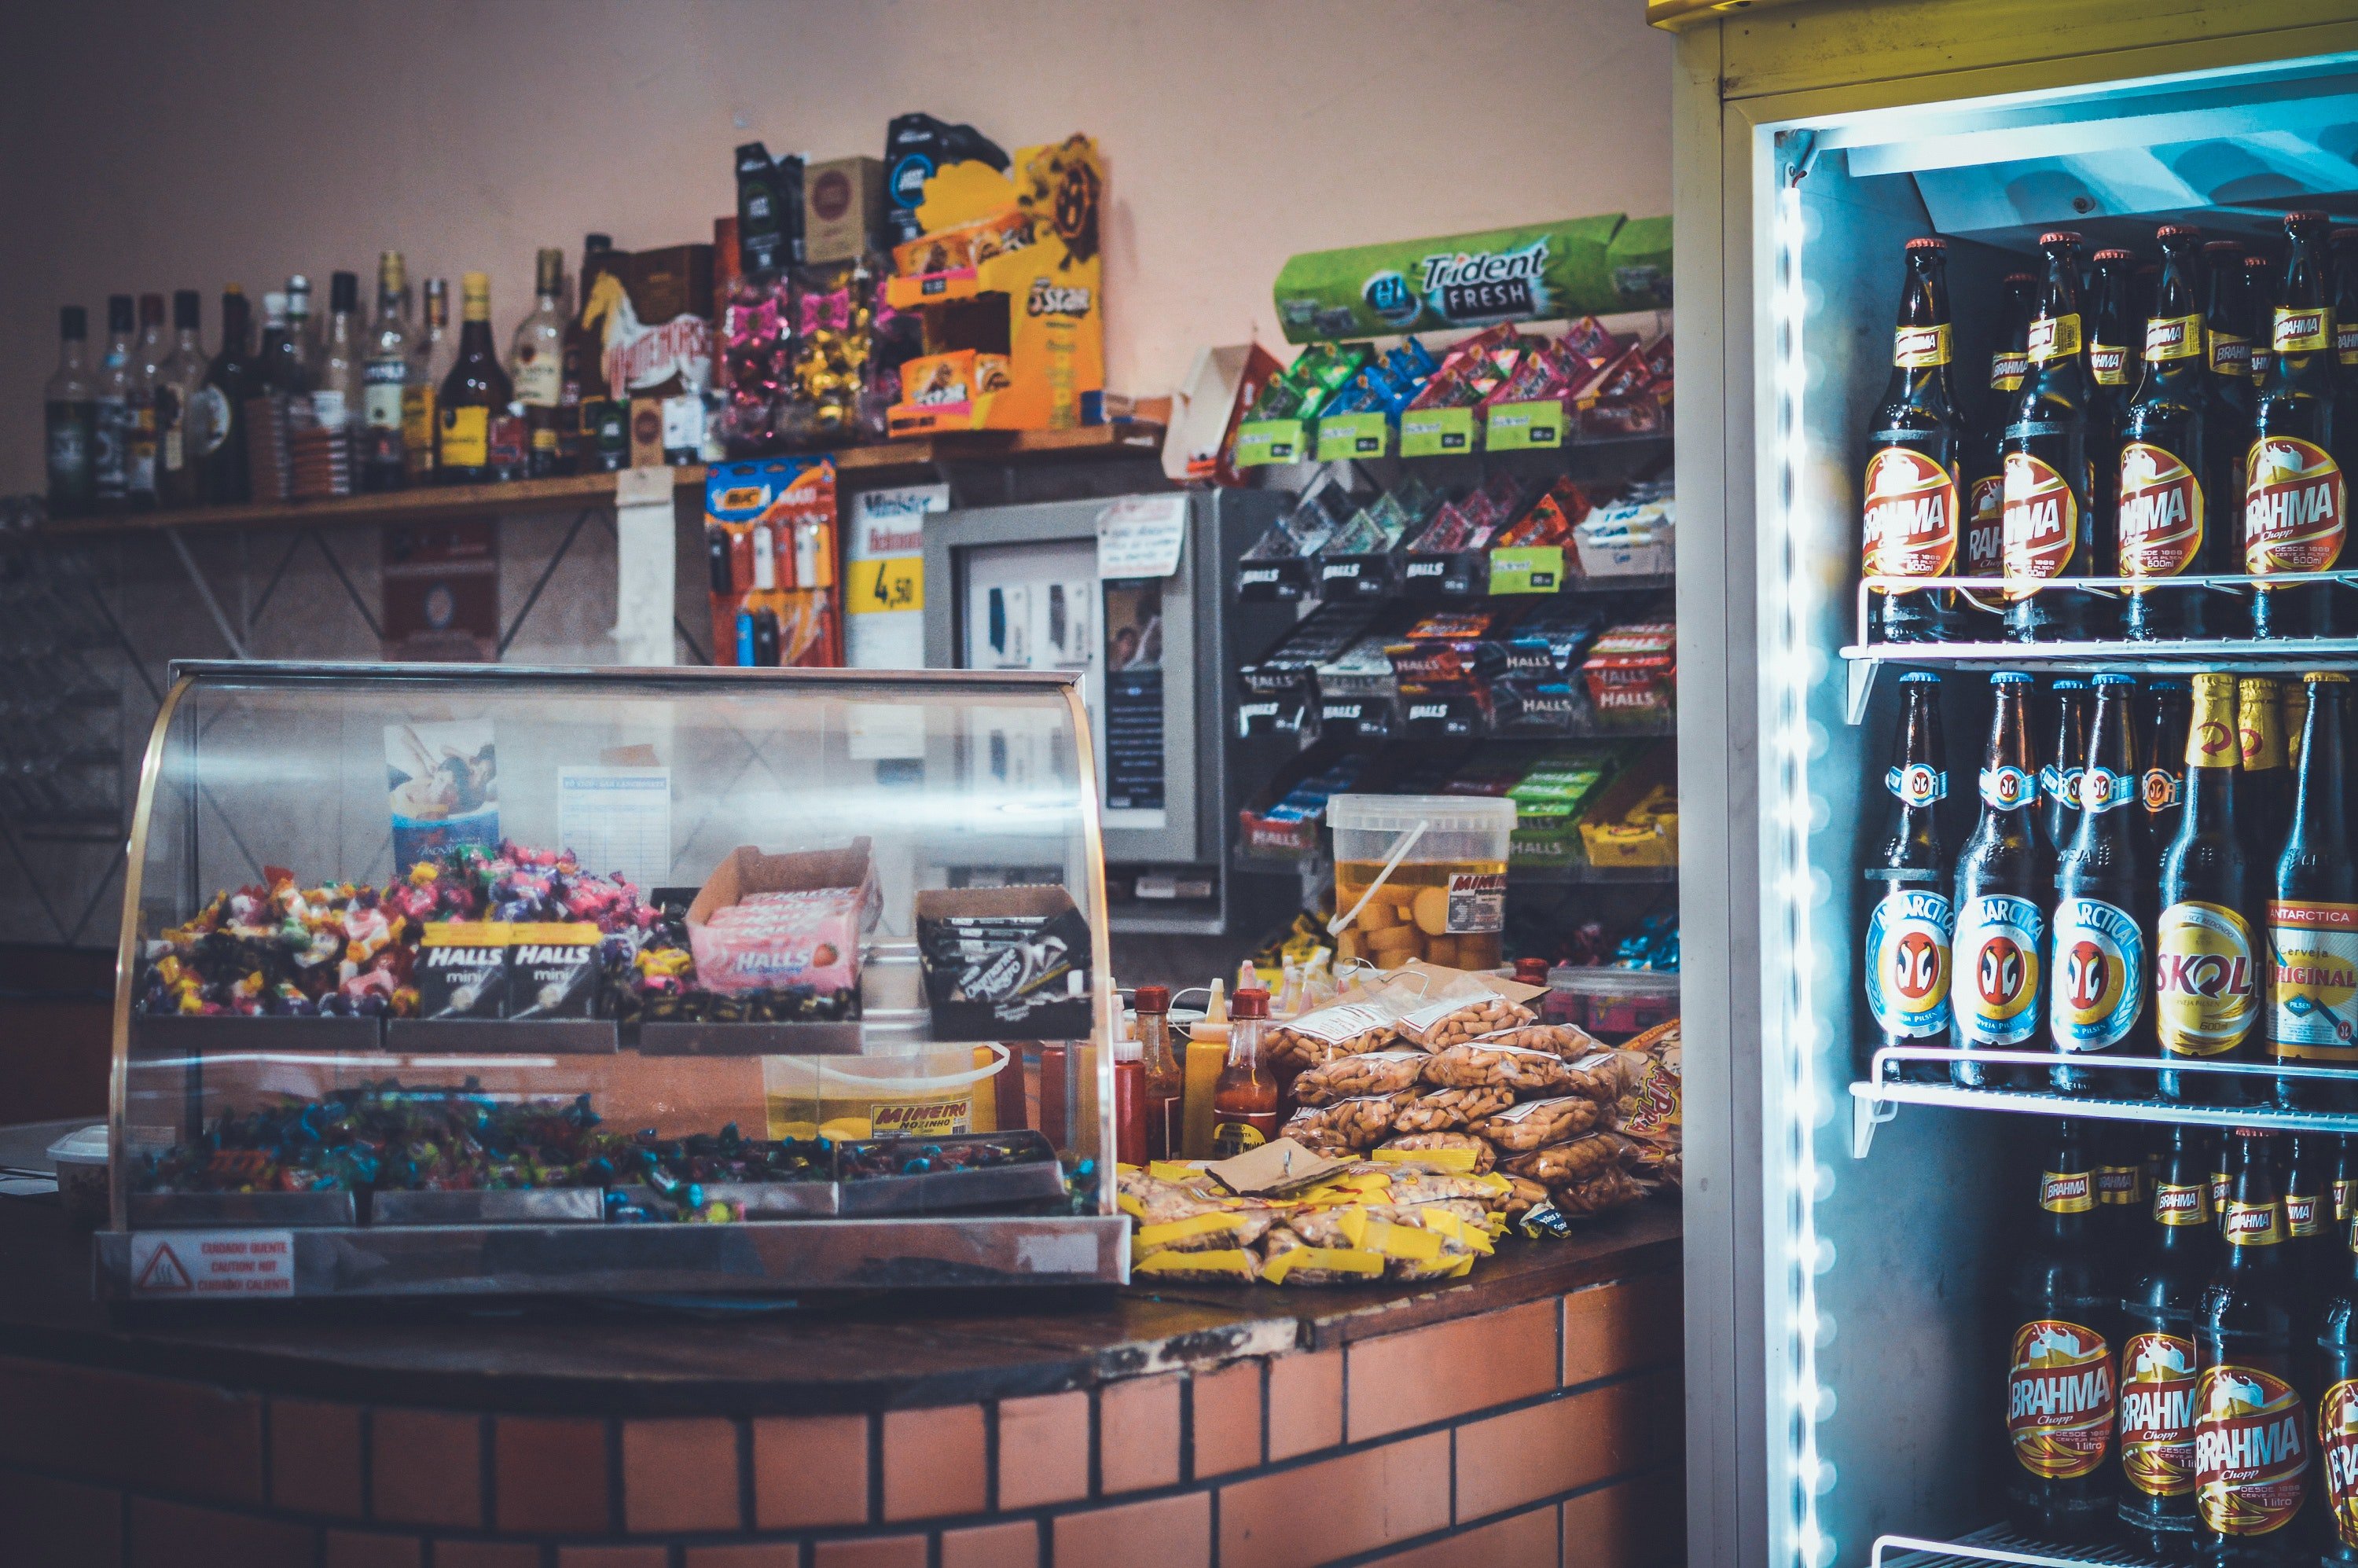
(0, 1269, 1683, 1568)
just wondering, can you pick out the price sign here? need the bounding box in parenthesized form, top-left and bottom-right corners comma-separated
(1401, 406, 1478, 457)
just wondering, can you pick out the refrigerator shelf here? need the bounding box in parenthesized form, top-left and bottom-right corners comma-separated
(1851, 1046, 2358, 1157)
(1873, 1526, 2166, 1568)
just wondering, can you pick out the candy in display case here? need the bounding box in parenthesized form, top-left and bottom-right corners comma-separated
(96, 661, 1124, 1298)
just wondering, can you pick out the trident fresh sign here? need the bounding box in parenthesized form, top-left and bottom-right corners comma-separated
(1271, 215, 1662, 344)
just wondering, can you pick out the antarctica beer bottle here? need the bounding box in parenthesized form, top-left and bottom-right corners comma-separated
(1952, 670, 2048, 1089)
(2050, 674, 2149, 1094)
(1864, 672, 1952, 1079)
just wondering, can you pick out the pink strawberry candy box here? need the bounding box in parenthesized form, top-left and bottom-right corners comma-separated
(685, 839, 878, 997)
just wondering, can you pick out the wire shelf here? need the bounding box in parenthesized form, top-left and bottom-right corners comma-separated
(1874, 1525, 2167, 1568)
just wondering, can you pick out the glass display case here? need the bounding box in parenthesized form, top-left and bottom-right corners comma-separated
(94, 661, 1124, 1298)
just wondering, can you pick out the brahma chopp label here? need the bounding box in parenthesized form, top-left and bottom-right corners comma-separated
(2275, 307, 2331, 354)
(2027, 312, 2084, 363)
(2196, 1364, 2308, 1536)
(2121, 1331, 2199, 1499)
(2092, 341, 2131, 387)
(1865, 888, 1952, 1039)
(2212, 331, 2252, 378)
(1893, 323, 1952, 366)
(2147, 314, 2202, 362)
(2119, 442, 2204, 578)
(1966, 475, 2004, 582)
(2271, 900, 2358, 1061)
(2002, 452, 2077, 597)
(1863, 447, 1959, 578)
(2322, 1378, 2358, 1548)
(2155, 900, 2258, 1056)
(2052, 895, 2144, 1052)
(2008, 1318, 2114, 1478)
(2246, 436, 2346, 575)
(1952, 894, 2043, 1048)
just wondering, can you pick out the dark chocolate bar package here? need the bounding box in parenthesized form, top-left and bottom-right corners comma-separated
(883, 113, 1011, 244)
(507, 926, 602, 1020)
(417, 929, 509, 1020)
(913, 887, 1093, 1040)
(735, 142, 806, 273)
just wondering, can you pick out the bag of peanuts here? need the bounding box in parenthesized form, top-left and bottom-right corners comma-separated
(1554, 1048, 1651, 1105)
(1374, 1130, 1495, 1174)
(1283, 1092, 1422, 1153)
(1389, 1083, 1515, 1133)
(1290, 1050, 1431, 1107)
(1468, 1095, 1601, 1152)
(1393, 986, 1538, 1049)
(1499, 1175, 1551, 1218)
(1478, 1022, 1609, 1062)
(1421, 1038, 1574, 1095)
(1265, 998, 1401, 1070)
(1500, 1131, 1632, 1187)
(1551, 1165, 1649, 1217)
(1134, 1247, 1264, 1281)
(1258, 1228, 1389, 1284)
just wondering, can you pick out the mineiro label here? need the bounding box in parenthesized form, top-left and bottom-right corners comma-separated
(2270, 900, 2358, 1061)
(2121, 1331, 2199, 1499)
(1967, 475, 2005, 580)
(2051, 896, 2145, 1052)
(2154, 900, 2258, 1055)
(2195, 1364, 2308, 1536)
(1893, 323, 1952, 367)
(1863, 448, 1959, 579)
(2002, 452, 2077, 597)
(2119, 442, 2204, 578)
(2245, 436, 2346, 575)
(1865, 888, 1952, 1039)
(1952, 894, 2044, 1048)
(2007, 1319, 2114, 1478)
(2321, 1379, 2358, 1548)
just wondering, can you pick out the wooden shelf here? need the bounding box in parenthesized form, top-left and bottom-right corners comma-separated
(42, 423, 1168, 539)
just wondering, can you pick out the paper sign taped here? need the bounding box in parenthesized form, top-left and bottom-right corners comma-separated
(1096, 494, 1188, 579)
(130, 1231, 296, 1298)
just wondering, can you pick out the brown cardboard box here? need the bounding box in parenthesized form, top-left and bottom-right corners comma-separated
(803, 156, 885, 264)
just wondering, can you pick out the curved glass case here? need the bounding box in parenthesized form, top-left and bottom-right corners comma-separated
(97, 661, 1123, 1298)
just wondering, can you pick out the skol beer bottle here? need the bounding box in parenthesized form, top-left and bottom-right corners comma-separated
(1964, 272, 2038, 637)
(2315, 1188, 2358, 1566)
(2006, 232, 2104, 641)
(1864, 672, 1952, 1077)
(2144, 678, 2194, 879)
(2271, 673, 2358, 1111)
(2007, 1118, 2120, 1541)
(1864, 237, 1966, 643)
(2157, 673, 2263, 1106)
(2120, 1122, 2218, 1558)
(2044, 678, 2094, 860)
(1952, 671, 2048, 1089)
(2125, 226, 2231, 641)
(2195, 1129, 2312, 1559)
(2250, 214, 2349, 640)
(2051, 674, 2150, 1092)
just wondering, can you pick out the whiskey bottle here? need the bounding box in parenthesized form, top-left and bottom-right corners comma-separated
(437, 272, 512, 484)
(92, 294, 135, 511)
(404, 278, 449, 482)
(44, 306, 97, 518)
(152, 290, 209, 509)
(200, 286, 253, 505)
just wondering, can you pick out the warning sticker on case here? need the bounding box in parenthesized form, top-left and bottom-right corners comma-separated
(129, 1231, 296, 1298)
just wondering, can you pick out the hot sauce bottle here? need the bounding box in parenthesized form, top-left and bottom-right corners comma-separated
(1211, 986, 1280, 1159)
(1133, 985, 1185, 1162)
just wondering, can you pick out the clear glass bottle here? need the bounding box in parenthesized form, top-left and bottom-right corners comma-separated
(404, 278, 450, 483)
(310, 270, 363, 436)
(510, 247, 567, 477)
(361, 252, 412, 492)
(44, 305, 97, 518)
(153, 290, 210, 509)
(126, 292, 168, 509)
(93, 294, 136, 511)
(271, 278, 312, 401)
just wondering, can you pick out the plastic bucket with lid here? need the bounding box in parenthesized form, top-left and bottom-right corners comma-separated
(46, 1124, 108, 1228)
(763, 1046, 1010, 1142)
(1328, 795, 1515, 971)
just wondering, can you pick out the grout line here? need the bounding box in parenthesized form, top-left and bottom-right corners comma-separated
(477, 1413, 496, 1533)
(736, 1416, 755, 1535)
(984, 1400, 1002, 1515)
(259, 1397, 275, 1510)
(1178, 1372, 1196, 1488)
(867, 1411, 886, 1525)
(1085, 1386, 1102, 1500)
(1256, 1360, 1269, 1468)
(609, 1416, 629, 1537)
(359, 1408, 375, 1522)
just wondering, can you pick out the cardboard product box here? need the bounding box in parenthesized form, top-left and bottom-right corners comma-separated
(586, 244, 714, 404)
(686, 841, 877, 1001)
(804, 156, 886, 264)
(915, 885, 1094, 1041)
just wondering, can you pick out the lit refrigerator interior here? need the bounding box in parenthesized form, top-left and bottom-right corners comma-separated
(1710, 42, 2358, 1568)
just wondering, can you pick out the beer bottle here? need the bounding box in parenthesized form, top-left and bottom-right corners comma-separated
(2006, 232, 2104, 641)
(2332, 225, 2358, 498)
(2239, 677, 2292, 872)
(2158, 673, 2263, 1105)
(2044, 678, 2095, 859)
(1953, 670, 2048, 1089)
(2051, 674, 2150, 1092)
(2337, 1137, 2358, 1231)
(2194, 1129, 2313, 1558)
(2125, 226, 2231, 641)
(2318, 1192, 2358, 1566)
(1964, 272, 2039, 637)
(2217, 1129, 2239, 1239)
(2119, 1122, 2217, 1558)
(2099, 1123, 2153, 1269)
(2091, 248, 2143, 582)
(2270, 673, 2358, 1111)
(2208, 240, 2262, 575)
(2285, 1134, 2334, 1331)
(2250, 253, 2282, 391)
(2007, 1118, 2120, 1541)
(2249, 215, 2349, 639)
(1864, 237, 1966, 643)
(1864, 672, 1953, 1074)
(2144, 678, 2194, 876)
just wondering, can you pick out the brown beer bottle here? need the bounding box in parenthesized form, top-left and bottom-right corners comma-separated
(2143, 678, 2193, 879)
(2239, 677, 2292, 873)
(1964, 272, 2038, 637)
(2049, 674, 2149, 1092)
(2156, 674, 2261, 1106)
(2314, 1188, 2358, 1566)
(2269, 674, 2358, 1112)
(1952, 671, 2048, 1089)
(2249, 214, 2349, 638)
(1864, 673, 1954, 1075)
(2043, 679, 2094, 858)
(2005, 232, 2103, 641)
(2124, 226, 2231, 641)
(2006, 1118, 2119, 1540)
(2118, 1122, 2217, 1558)
(1864, 237, 1966, 642)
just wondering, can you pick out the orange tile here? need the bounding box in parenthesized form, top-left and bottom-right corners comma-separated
(127, 1496, 312, 1568)
(1099, 1375, 1181, 1494)
(323, 1533, 424, 1568)
(1456, 1372, 1683, 1524)
(271, 1397, 365, 1518)
(430, 1544, 540, 1568)
(0, 1356, 265, 1504)
(1052, 1490, 1210, 1568)
(1368, 1504, 1558, 1568)
(941, 1518, 1041, 1568)
(496, 1415, 611, 1533)
(370, 1408, 483, 1529)
(556, 1549, 670, 1568)
(812, 1534, 928, 1568)
(622, 1417, 741, 1533)
(683, 1547, 802, 1568)
(997, 1390, 1089, 1509)
(1218, 1430, 1451, 1568)
(1563, 1272, 1683, 1389)
(1266, 1347, 1343, 1460)
(1188, 1361, 1262, 1479)
(1562, 1467, 1684, 1568)
(882, 1405, 987, 1520)
(754, 1412, 870, 1529)
(1345, 1298, 1558, 1441)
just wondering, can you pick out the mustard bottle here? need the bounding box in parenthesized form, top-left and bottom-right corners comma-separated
(1182, 979, 1230, 1159)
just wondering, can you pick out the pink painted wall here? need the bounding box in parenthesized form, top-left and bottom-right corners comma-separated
(0, 0, 1671, 495)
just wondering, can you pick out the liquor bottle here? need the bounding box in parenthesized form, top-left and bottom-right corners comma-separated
(277, 275, 314, 399)
(2141, 678, 2192, 877)
(1133, 984, 1185, 1162)
(2284, 1134, 2334, 1331)
(2050, 674, 2148, 1092)
(405, 278, 450, 483)
(2156, 674, 2261, 1105)
(2338, 1137, 2358, 1231)
(436, 273, 512, 485)
(2270, 673, 2358, 1111)
(310, 270, 363, 438)
(2005, 232, 2103, 641)
(2317, 1191, 2358, 1566)
(361, 252, 413, 492)
(511, 247, 567, 478)
(2193, 1129, 2313, 1557)
(92, 294, 135, 512)
(1964, 272, 2038, 637)
(2248, 213, 2348, 639)
(43, 306, 96, 518)
(2042, 678, 2093, 858)
(2118, 1122, 2215, 1559)
(152, 290, 208, 509)
(126, 292, 166, 509)
(2124, 226, 2231, 641)
(562, 233, 618, 470)
(1952, 671, 2048, 1089)
(1863, 237, 1965, 642)
(1210, 986, 1281, 1157)
(199, 286, 252, 505)
(1864, 672, 1953, 1076)
(2005, 1118, 2118, 1541)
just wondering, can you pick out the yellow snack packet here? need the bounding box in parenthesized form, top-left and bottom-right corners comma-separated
(1372, 1144, 1480, 1174)
(1135, 1211, 1248, 1251)
(1133, 1248, 1258, 1281)
(1261, 1246, 1386, 1285)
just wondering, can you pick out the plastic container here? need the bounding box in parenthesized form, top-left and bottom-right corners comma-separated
(47, 1124, 108, 1228)
(763, 1047, 1010, 1142)
(1544, 965, 1680, 1042)
(1328, 794, 1515, 971)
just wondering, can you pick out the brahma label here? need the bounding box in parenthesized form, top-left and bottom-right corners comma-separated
(2027, 312, 2084, 363)
(1966, 475, 2005, 581)
(1952, 894, 2042, 1048)
(2052, 895, 2144, 1052)
(2092, 342, 2130, 386)
(2119, 442, 2204, 578)
(2121, 1331, 2199, 1499)
(2271, 900, 2358, 1061)
(2147, 314, 2202, 362)
(2152, 1181, 2209, 1228)
(1865, 888, 1953, 1039)
(2196, 1364, 2308, 1536)
(2003, 452, 2077, 596)
(2008, 1318, 2114, 1478)
(2041, 1170, 2095, 1213)
(2322, 1378, 2358, 1548)
(2246, 436, 2345, 575)
(1893, 324, 1952, 367)
(2155, 900, 2258, 1056)
(2224, 1200, 2286, 1247)
(2275, 308, 2331, 354)
(2212, 332, 2252, 377)
(1863, 447, 1960, 578)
